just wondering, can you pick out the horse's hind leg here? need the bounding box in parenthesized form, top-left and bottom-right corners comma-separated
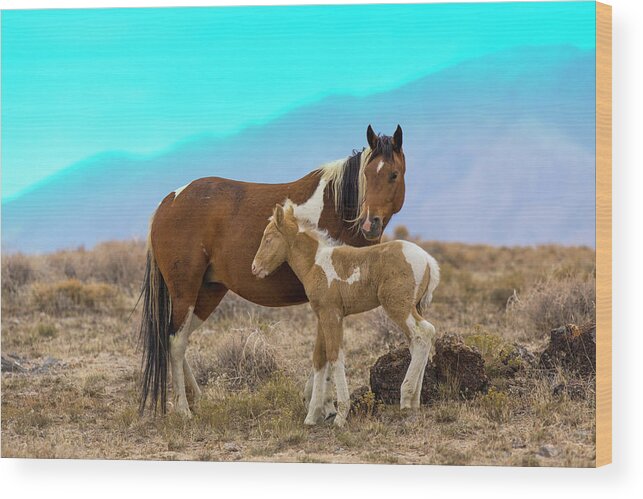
(169, 306, 198, 417)
(184, 284, 228, 406)
(411, 317, 436, 408)
(408, 311, 436, 408)
(382, 305, 434, 410)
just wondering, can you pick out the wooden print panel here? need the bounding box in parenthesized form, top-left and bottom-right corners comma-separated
(595, 1, 612, 467)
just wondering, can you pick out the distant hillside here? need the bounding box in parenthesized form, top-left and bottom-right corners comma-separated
(1, 45, 595, 253)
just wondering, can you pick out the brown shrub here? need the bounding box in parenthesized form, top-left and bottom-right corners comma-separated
(507, 275, 595, 338)
(2, 253, 36, 294)
(86, 241, 146, 290)
(45, 241, 145, 291)
(31, 279, 124, 315)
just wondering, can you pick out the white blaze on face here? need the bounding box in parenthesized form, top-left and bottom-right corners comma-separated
(315, 246, 360, 287)
(377, 160, 386, 173)
(292, 178, 327, 227)
(361, 207, 372, 232)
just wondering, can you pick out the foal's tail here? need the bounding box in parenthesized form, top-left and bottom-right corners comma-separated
(418, 253, 440, 315)
(138, 241, 173, 415)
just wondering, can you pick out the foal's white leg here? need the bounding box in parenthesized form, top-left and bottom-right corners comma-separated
(169, 307, 197, 417)
(322, 366, 337, 420)
(332, 350, 350, 427)
(400, 315, 431, 410)
(304, 369, 335, 419)
(304, 363, 328, 425)
(412, 320, 436, 408)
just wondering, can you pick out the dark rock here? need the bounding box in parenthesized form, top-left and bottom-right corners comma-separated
(370, 348, 439, 405)
(539, 323, 596, 376)
(506, 344, 538, 369)
(369, 333, 488, 405)
(31, 356, 64, 374)
(537, 444, 560, 458)
(433, 333, 489, 398)
(1, 353, 27, 373)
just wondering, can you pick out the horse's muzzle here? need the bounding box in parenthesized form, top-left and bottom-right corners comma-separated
(361, 216, 383, 241)
(251, 262, 268, 279)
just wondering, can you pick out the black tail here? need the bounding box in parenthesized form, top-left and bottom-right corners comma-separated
(138, 247, 173, 414)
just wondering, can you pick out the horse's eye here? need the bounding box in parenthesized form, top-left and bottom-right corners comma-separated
(389, 172, 399, 182)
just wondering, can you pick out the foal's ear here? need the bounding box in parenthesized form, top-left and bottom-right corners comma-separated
(273, 204, 285, 229)
(393, 124, 403, 151)
(366, 124, 379, 150)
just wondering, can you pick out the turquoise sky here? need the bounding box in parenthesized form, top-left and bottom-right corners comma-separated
(1, 2, 596, 200)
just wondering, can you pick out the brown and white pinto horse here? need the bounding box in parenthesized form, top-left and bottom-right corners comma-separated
(139, 125, 406, 416)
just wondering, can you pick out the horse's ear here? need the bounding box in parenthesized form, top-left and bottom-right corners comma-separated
(393, 125, 403, 151)
(273, 204, 285, 228)
(366, 125, 379, 150)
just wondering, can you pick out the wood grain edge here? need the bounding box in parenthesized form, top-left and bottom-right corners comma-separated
(595, 1, 612, 468)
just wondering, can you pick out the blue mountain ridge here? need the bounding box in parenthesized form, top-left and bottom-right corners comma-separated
(1, 45, 596, 253)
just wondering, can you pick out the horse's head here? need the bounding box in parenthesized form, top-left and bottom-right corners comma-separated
(252, 203, 297, 278)
(359, 125, 406, 241)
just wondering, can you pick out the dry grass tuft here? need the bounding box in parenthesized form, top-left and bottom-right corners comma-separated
(507, 275, 595, 339)
(46, 241, 146, 290)
(31, 279, 124, 315)
(478, 387, 512, 423)
(195, 328, 279, 391)
(2, 253, 37, 294)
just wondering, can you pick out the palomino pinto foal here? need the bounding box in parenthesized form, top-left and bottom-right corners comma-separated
(140, 125, 407, 416)
(252, 204, 440, 426)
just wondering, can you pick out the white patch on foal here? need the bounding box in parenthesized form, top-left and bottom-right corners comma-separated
(401, 241, 430, 300)
(315, 246, 361, 288)
(291, 178, 328, 227)
(377, 160, 385, 173)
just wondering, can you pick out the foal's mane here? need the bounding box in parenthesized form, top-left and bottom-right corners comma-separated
(317, 134, 397, 227)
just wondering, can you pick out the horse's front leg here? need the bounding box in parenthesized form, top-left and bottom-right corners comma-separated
(303, 370, 336, 421)
(304, 323, 328, 425)
(331, 350, 350, 427)
(318, 309, 349, 427)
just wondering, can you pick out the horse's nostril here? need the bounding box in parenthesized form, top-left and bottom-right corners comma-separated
(372, 216, 382, 227)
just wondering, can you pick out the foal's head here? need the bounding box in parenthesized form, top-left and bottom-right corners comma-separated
(252, 204, 298, 278)
(359, 125, 406, 241)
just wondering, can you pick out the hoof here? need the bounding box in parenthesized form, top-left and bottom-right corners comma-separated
(304, 409, 325, 426)
(324, 412, 337, 424)
(333, 416, 346, 427)
(174, 405, 193, 419)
